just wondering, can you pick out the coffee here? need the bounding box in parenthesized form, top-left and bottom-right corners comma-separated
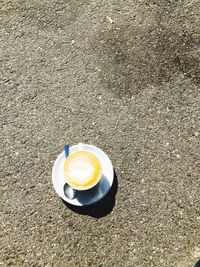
(64, 150, 102, 190)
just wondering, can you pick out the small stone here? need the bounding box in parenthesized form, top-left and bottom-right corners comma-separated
(106, 16, 114, 24)
(176, 154, 180, 158)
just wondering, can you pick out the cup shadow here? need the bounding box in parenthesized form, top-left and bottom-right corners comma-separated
(193, 260, 200, 267)
(62, 170, 118, 218)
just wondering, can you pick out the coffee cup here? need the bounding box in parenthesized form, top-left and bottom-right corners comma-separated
(64, 146, 102, 191)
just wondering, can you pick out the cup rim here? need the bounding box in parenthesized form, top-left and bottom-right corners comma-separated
(64, 147, 102, 191)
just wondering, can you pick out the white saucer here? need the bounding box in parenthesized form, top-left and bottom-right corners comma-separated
(52, 143, 114, 206)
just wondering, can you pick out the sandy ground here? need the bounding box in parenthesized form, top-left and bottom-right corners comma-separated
(1, 0, 200, 266)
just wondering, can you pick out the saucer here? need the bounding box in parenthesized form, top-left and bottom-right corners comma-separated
(52, 143, 114, 206)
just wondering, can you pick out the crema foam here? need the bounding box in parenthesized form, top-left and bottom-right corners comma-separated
(64, 150, 102, 190)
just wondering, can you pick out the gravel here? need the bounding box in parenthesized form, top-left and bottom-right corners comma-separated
(1, 0, 200, 266)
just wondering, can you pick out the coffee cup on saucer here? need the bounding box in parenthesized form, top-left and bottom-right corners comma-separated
(52, 143, 114, 206)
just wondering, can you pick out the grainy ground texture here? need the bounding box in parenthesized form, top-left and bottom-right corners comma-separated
(1, 0, 200, 266)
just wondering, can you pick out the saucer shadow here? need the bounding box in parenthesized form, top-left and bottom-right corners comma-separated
(62, 170, 118, 218)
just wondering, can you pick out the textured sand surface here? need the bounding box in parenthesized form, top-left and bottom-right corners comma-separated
(1, 0, 200, 266)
